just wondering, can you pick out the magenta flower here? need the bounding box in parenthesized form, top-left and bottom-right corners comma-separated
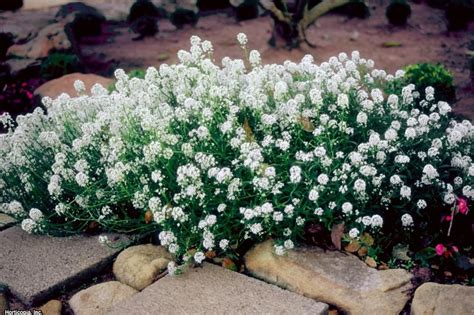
(435, 243, 445, 256)
(457, 197, 469, 215)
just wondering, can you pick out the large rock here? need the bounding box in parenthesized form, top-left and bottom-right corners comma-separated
(107, 263, 329, 314)
(5, 58, 41, 77)
(7, 22, 70, 59)
(69, 281, 138, 315)
(245, 240, 412, 315)
(411, 282, 474, 315)
(34, 72, 113, 99)
(39, 299, 62, 315)
(0, 227, 128, 305)
(113, 244, 171, 290)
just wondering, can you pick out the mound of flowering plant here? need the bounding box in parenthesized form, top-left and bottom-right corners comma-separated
(0, 34, 473, 271)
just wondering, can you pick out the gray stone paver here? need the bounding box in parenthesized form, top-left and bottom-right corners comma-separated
(107, 263, 329, 315)
(0, 227, 127, 305)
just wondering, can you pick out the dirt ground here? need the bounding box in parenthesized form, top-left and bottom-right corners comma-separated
(79, 2, 473, 119)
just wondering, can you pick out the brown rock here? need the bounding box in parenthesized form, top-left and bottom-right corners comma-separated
(69, 281, 137, 315)
(39, 299, 62, 315)
(411, 282, 474, 315)
(113, 244, 172, 290)
(7, 22, 71, 59)
(34, 73, 113, 99)
(245, 240, 412, 315)
(0, 293, 8, 314)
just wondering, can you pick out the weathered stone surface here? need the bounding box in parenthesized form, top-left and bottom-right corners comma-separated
(411, 282, 474, 315)
(0, 227, 127, 305)
(0, 213, 15, 230)
(7, 22, 70, 59)
(107, 263, 329, 315)
(113, 244, 171, 291)
(69, 281, 138, 315)
(39, 299, 62, 315)
(34, 72, 113, 99)
(245, 240, 412, 315)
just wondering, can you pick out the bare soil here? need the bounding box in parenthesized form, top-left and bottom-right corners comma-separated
(79, 2, 473, 120)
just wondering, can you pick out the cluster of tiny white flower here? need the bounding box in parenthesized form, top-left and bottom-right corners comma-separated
(0, 34, 472, 264)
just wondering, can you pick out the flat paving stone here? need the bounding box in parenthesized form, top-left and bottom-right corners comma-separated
(0, 227, 127, 305)
(107, 263, 329, 315)
(0, 214, 15, 231)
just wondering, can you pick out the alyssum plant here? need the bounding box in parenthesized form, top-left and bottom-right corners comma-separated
(0, 34, 472, 273)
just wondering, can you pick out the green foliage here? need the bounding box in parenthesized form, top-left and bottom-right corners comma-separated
(404, 63, 456, 104)
(40, 53, 82, 80)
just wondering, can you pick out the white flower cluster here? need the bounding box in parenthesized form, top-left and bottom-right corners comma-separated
(0, 34, 472, 264)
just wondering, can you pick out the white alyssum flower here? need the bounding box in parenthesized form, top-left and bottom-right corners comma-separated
(349, 228, 359, 239)
(401, 214, 414, 227)
(29, 208, 43, 221)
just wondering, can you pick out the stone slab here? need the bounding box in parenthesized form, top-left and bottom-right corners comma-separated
(107, 263, 328, 315)
(0, 227, 127, 305)
(245, 240, 412, 315)
(0, 213, 15, 231)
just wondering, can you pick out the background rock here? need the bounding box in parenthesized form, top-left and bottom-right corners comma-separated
(69, 281, 138, 315)
(411, 282, 474, 315)
(34, 72, 113, 99)
(245, 240, 412, 315)
(7, 22, 71, 59)
(113, 244, 171, 290)
(56, 2, 105, 38)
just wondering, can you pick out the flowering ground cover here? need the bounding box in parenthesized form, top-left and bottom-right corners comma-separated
(0, 34, 472, 275)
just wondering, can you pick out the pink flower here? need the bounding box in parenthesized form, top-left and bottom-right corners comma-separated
(442, 215, 452, 222)
(435, 244, 446, 256)
(457, 197, 469, 215)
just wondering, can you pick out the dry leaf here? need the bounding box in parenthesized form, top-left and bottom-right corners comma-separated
(357, 246, 368, 257)
(86, 221, 99, 232)
(205, 251, 216, 259)
(222, 257, 237, 271)
(365, 256, 377, 268)
(331, 223, 345, 250)
(144, 209, 153, 224)
(378, 262, 389, 270)
(299, 115, 315, 132)
(360, 233, 374, 246)
(344, 240, 361, 253)
(243, 118, 255, 142)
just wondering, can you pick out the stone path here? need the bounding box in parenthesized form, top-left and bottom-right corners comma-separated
(0, 227, 127, 305)
(106, 263, 329, 315)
